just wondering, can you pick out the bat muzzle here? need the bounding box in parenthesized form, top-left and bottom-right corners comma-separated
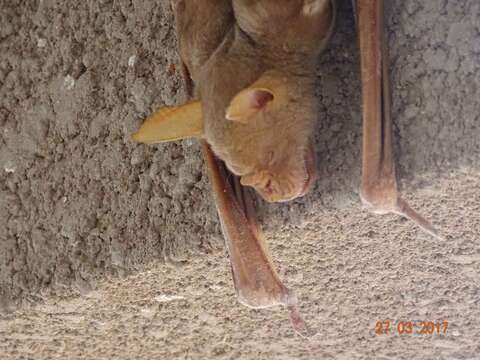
(251, 143, 318, 203)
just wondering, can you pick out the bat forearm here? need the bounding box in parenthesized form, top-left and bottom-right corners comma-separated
(356, 0, 389, 183)
(356, 0, 397, 193)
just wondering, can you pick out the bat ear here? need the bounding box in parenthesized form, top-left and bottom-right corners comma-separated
(132, 101, 204, 144)
(226, 88, 274, 123)
(226, 71, 286, 123)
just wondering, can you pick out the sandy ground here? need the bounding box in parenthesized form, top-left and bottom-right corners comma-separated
(1, 0, 479, 359)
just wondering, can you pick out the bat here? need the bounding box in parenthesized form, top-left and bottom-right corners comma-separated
(133, 0, 335, 335)
(131, 0, 443, 335)
(134, 0, 335, 203)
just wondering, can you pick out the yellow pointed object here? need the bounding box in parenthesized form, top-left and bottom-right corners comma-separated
(132, 101, 204, 144)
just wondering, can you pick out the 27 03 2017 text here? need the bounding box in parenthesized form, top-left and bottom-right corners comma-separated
(375, 320, 449, 336)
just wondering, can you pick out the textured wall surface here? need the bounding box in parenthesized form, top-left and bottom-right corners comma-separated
(0, 0, 479, 358)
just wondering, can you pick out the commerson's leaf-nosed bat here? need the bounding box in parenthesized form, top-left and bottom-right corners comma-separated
(134, 0, 335, 203)
(132, 0, 442, 335)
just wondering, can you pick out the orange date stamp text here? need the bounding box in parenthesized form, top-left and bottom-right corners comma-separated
(375, 320, 449, 336)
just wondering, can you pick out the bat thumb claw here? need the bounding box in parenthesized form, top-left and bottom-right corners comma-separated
(284, 290, 314, 337)
(288, 305, 314, 338)
(395, 198, 446, 241)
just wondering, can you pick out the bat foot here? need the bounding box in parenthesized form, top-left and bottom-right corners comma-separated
(361, 185, 445, 241)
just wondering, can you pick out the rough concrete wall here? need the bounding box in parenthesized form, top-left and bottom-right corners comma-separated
(0, 0, 222, 309)
(0, 0, 479, 312)
(1, 174, 479, 359)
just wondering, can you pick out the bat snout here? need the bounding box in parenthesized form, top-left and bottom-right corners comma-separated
(240, 145, 318, 203)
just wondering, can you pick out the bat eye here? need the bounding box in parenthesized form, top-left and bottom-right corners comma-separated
(264, 179, 273, 195)
(267, 151, 275, 164)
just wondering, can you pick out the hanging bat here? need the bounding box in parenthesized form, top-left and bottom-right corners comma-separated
(132, 0, 442, 335)
(135, 0, 336, 203)
(133, 0, 336, 335)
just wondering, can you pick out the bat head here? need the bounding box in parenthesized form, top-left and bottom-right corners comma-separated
(208, 70, 319, 203)
(132, 70, 319, 203)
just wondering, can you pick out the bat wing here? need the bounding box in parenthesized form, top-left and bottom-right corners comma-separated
(201, 141, 310, 336)
(172, 1, 310, 335)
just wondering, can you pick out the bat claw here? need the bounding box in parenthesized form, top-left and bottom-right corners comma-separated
(361, 188, 445, 241)
(288, 305, 315, 338)
(394, 197, 446, 241)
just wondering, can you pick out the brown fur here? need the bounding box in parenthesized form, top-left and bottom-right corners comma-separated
(174, 0, 335, 202)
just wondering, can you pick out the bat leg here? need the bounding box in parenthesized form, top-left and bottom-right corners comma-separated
(354, 0, 443, 240)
